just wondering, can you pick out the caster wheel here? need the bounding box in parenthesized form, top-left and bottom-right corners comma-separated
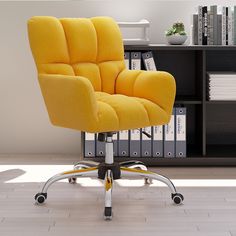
(68, 177, 77, 184)
(104, 207, 112, 220)
(35, 193, 47, 204)
(172, 193, 184, 205)
(144, 177, 152, 185)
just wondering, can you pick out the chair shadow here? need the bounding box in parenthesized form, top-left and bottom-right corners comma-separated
(0, 169, 26, 183)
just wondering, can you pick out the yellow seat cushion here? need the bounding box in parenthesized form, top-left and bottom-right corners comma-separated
(95, 92, 169, 132)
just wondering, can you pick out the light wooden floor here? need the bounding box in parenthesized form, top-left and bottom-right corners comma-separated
(1, 154, 236, 236)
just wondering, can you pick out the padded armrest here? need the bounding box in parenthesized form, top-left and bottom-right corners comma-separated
(115, 69, 176, 117)
(38, 74, 98, 131)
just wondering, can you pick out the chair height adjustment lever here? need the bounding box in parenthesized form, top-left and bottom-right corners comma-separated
(142, 130, 152, 139)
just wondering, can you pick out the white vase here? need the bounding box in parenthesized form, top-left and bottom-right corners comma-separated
(166, 34, 187, 45)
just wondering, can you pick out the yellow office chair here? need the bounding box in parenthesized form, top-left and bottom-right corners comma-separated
(28, 16, 183, 220)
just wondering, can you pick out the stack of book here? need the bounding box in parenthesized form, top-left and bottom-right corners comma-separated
(192, 5, 236, 45)
(207, 72, 236, 100)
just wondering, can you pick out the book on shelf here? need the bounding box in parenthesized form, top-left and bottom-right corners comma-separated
(96, 133, 105, 157)
(202, 6, 208, 45)
(142, 51, 157, 71)
(207, 7, 212, 45)
(207, 5, 218, 45)
(217, 14, 222, 45)
(152, 125, 163, 157)
(164, 109, 175, 158)
(212, 5, 218, 45)
(124, 52, 130, 69)
(118, 130, 129, 157)
(129, 129, 141, 157)
(193, 14, 198, 45)
(234, 6, 236, 45)
(113, 132, 118, 157)
(222, 6, 227, 45)
(141, 126, 152, 157)
(228, 7, 234, 45)
(130, 52, 141, 70)
(197, 6, 203, 45)
(193, 5, 236, 45)
(175, 107, 187, 158)
(207, 71, 236, 100)
(84, 133, 96, 157)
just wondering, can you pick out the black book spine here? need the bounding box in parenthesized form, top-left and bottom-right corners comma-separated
(202, 6, 208, 45)
(226, 7, 228, 45)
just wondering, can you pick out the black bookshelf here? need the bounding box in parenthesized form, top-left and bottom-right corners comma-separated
(82, 44, 236, 166)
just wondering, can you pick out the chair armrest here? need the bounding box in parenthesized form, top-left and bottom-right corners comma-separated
(38, 74, 98, 131)
(116, 69, 176, 117)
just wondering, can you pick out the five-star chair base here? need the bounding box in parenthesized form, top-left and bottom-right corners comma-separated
(35, 133, 184, 220)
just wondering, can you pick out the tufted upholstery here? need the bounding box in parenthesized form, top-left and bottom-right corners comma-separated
(28, 16, 176, 133)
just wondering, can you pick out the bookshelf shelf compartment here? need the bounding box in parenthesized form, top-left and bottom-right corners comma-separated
(206, 145, 236, 158)
(206, 104, 236, 158)
(81, 45, 236, 166)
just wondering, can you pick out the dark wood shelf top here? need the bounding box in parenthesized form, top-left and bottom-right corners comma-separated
(124, 44, 236, 51)
(206, 100, 236, 104)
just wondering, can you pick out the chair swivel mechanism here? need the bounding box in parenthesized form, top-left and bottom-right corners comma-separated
(27, 16, 183, 220)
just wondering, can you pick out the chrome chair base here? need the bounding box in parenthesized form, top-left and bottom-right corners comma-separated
(35, 133, 184, 220)
(35, 161, 184, 220)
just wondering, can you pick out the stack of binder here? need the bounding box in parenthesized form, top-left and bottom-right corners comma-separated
(83, 107, 187, 158)
(207, 72, 236, 100)
(163, 107, 187, 158)
(124, 51, 156, 70)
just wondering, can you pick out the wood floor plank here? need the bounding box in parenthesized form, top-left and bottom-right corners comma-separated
(0, 226, 50, 233)
(197, 222, 236, 231)
(0, 232, 231, 236)
(1, 217, 55, 227)
(230, 231, 236, 236)
(49, 224, 199, 233)
(1, 155, 236, 236)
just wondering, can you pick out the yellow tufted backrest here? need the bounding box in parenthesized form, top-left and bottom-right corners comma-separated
(28, 16, 125, 94)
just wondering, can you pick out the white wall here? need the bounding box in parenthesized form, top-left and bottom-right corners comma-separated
(0, 0, 235, 154)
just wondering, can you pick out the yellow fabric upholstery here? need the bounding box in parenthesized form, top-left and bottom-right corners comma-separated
(116, 69, 176, 116)
(28, 16, 176, 133)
